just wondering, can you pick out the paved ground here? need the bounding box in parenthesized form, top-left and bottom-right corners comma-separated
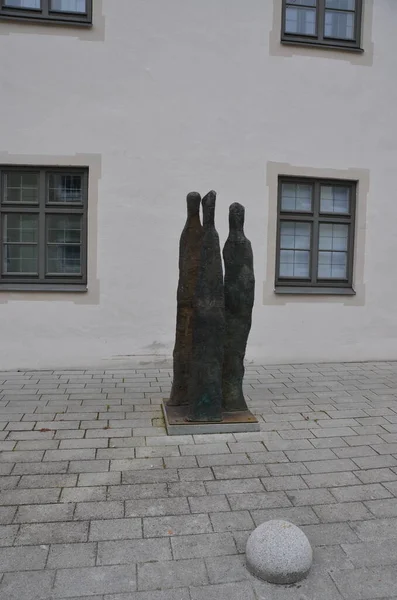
(1, 361, 397, 599)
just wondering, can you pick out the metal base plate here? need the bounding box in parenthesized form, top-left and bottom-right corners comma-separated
(162, 400, 260, 435)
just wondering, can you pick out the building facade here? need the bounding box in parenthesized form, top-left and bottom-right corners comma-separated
(0, 0, 395, 369)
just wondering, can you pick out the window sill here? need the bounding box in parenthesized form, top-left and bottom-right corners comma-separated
(0, 284, 88, 293)
(0, 15, 92, 27)
(281, 39, 364, 54)
(275, 286, 356, 296)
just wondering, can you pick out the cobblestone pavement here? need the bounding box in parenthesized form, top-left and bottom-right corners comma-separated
(1, 361, 397, 599)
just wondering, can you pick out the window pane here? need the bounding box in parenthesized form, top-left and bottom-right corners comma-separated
(48, 173, 83, 203)
(319, 223, 348, 251)
(3, 245, 38, 274)
(281, 183, 312, 212)
(324, 10, 354, 39)
(4, 172, 39, 204)
(320, 185, 350, 214)
(47, 246, 81, 274)
(285, 7, 316, 35)
(279, 250, 310, 278)
(4, 214, 38, 243)
(325, 0, 354, 9)
(280, 222, 311, 250)
(50, 0, 86, 13)
(318, 251, 347, 279)
(47, 215, 82, 244)
(4, 0, 41, 8)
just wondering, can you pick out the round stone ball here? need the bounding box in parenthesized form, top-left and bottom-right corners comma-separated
(246, 520, 313, 585)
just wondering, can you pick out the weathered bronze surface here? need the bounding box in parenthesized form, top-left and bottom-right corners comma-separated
(168, 192, 203, 406)
(222, 203, 255, 411)
(188, 191, 225, 422)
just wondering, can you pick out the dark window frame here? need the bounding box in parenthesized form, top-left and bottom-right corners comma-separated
(275, 176, 356, 295)
(0, 0, 92, 26)
(0, 165, 88, 292)
(281, 0, 363, 51)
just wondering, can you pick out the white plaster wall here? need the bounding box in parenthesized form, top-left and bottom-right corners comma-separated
(0, 0, 396, 369)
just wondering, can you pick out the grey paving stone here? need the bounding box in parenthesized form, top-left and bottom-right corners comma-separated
(15, 440, 59, 451)
(0, 524, 21, 547)
(0, 544, 48, 571)
(122, 469, 179, 484)
(0, 488, 60, 505)
(365, 498, 397, 517)
(302, 523, 360, 546)
(330, 484, 392, 502)
(171, 532, 237, 559)
(350, 518, 397, 541)
(303, 472, 362, 488)
(143, 514, 212, 537)
(89, 518, 142, 541)
(44, 448, 95, 461)
(137, 558, 208, 591)
(109, 484, 168, 501)
(331, 566, 397, 600)
(178, 467, 213, 481)
(251, 506, 319, 526)
(247, 451, 288, 464)
(310, 437, 348, 448)
(285, 449, 336, 462)
(0, 475, 19, 490)
(0, 570, 55, 600)
(0, 450, 44, 462)
(104, 591, 190, 600)
(344, 435, 385, 447)
(47, 542, 97, 568)
(286, 488, 336, 506)
(188, 495, 230, 513)
(17, 474, 77, 489)
(74, 501, 124, 520)
(15, 521, 89, 545)
(68, 460, 110, 473)
(78, 472, 121, 486)
(60, 486, 107, 503)
(262, 475, 308, 491)
(227, 491, 291, 510)
(304, 458, 357, 473)
(125, 497, 189, 517)
(333, 447, 379, 459)
(135, 446, 180, 459)
(13, 461, 68, 475)
(15, 503, 75, 523)
(210, 510, 254, 532)
(204, 554, 248, 584)
(190, 581, 256, 600)
(212, 465, 269, 479)
(353, 455, 397, 469)
(205, 478, 264, 495)
(313, 502, 373, 522)
(180, 444, 230, 456)
(266, 462, 309, 476)
(342, 538, 397, 568)
(97, 538, 171, 564)
(163, 457, 198, 469)
(383, 480, 397, 495)
(0, 506, 16, 524)
(53, 565, 137, 597)
(59, 438, 109, 449)
(167, 482, 207, 497)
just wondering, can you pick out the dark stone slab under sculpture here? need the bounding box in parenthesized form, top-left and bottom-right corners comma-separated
(222, 202, 255, 412)
(169, 192, 203, 407)
(163, 190, 259, 434)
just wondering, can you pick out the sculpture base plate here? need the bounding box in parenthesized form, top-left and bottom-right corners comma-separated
(162, 400, 260, 435)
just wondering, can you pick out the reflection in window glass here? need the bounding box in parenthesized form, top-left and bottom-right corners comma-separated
(4, 173, 39, 204)
(320, 186, 350, 214)
(281, 183, 312, 212)
(285, 7, 316, 35)
(48, 174, 83, 203)
(51, 0, 86, 13)
(4, 0, 40, 8)
(324, 10, 354, 39)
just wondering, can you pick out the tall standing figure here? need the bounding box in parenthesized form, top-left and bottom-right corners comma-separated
(222, 202, 255, 411)
(168, 192, 203, 406)
(188, 191, 225, 422)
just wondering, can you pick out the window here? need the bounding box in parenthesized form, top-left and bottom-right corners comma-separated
(275, 177, 356, 294)
(0, 166, 88, 291)
(281, 0, 363, 50)
(0, 0, 92, 25)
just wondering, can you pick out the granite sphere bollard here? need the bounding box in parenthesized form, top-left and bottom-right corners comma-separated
(246, 520, 313, 585)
